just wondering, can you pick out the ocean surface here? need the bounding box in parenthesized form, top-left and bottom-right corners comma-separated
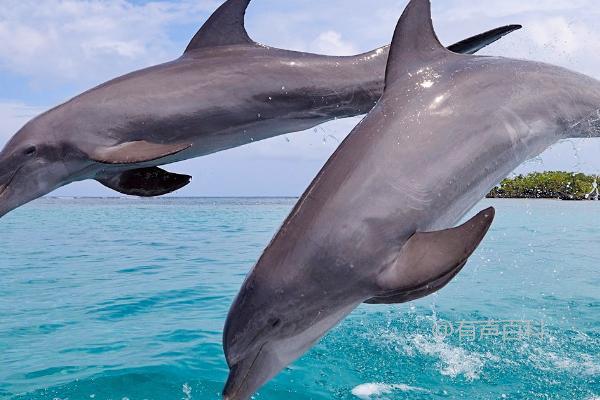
(0, 198, 598, 400)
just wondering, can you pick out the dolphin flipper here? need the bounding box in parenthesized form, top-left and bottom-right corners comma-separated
(448, 25, 522, 55)
(97, 167, 191, 197)
(185, 0, 254, 52)
(365, 260, 468, 304)
(366, 208, 495, 304)
(89, 141, 191, 165)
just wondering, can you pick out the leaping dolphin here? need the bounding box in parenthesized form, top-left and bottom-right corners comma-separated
(0, 0, 520, 218)
(222, 0, 600, 398)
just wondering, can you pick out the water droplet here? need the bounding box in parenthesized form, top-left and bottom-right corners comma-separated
(182, 383, 192, 400)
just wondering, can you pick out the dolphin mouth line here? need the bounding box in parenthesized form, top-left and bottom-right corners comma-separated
(0, 166, 23, 198)
(225, 343, 265, 400)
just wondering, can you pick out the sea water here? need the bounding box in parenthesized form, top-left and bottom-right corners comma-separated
(0, 198, 598, 399)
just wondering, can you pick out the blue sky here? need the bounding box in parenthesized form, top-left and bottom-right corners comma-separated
(1, 0, 600, 196)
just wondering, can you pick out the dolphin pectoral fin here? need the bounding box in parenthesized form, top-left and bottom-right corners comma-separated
(448, 25, 522, 55)
(185, 0, 254, 53)
(97, 167, 192, 197)
(90, 141, 192, 165)
(365, 260, 468, 304)
(366, 208, 495, 304)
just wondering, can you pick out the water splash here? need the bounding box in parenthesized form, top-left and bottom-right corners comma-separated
(182, 383, 192, 400)
(410, 334, 487, 380)
(585, 176, 599, 200)
(351, 383, 427, 399)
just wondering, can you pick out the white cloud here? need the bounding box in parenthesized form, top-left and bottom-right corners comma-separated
(2, 0, 600, 197)
(0, 102, 46, 146)
(437, 0, 589, 20)
(233, 117, 362, 162)
(0, 0, 216, 87)
(310, 30, 358, 56)
(529, 17, 580, 54)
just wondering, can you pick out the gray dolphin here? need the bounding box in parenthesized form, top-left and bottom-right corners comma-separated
(0, 0, 520, 218)
(222, 0, 600, 398)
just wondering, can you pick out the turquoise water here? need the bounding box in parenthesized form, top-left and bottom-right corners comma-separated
(0, 198, 598, 400)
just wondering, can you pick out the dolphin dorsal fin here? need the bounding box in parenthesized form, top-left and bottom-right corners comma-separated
(385, 0, 451, 88)
(185, 0, 254, 53)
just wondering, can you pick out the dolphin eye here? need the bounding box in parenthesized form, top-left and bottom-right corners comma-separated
(24, 146, 36, 156)
(269, 318, 282, 328)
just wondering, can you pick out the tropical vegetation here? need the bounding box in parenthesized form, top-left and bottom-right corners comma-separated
(487, 171, 599, 200)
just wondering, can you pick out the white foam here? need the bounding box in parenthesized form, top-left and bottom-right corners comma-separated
(530, 351, 600, 376)
(351, 383, 426, 399)
(552, 354, 599, 376)
(182, 383, 192, 400)
(411, 334, 486, 380)
(371, 327, 492, 381)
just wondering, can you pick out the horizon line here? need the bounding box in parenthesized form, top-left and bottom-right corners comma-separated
(42, 195, 301, 199)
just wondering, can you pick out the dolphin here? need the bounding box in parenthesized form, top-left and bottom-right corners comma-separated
(0, 0, 520, 218)
(222, 0, 600, 398)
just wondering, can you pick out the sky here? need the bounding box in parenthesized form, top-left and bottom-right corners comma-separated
(1, 0, 600, 197)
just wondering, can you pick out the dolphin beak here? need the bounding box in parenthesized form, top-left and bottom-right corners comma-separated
(223, 361, 250, 400)
(0, 161, 62, 219)
(223, 344, 279, 400)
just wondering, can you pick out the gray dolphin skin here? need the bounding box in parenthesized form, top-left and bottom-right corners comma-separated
(222, 0, 600, 398)
(0, 0, 520, 218)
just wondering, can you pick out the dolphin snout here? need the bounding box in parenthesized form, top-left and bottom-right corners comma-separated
(223, 344, 280, 400)
(222, 361, 246, 400)
(223, 349, 260, 400)
(223, 360, 256, 400)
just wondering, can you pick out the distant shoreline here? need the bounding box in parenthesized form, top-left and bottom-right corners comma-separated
(40, 196, 596, 201)
(43, 171, 600, 201)
(487, 171, 599, 201)
(43, 196, 301, 199)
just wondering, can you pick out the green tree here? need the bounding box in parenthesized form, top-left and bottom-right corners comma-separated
(487, 172, 597, 200)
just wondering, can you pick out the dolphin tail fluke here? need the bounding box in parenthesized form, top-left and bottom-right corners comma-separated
(97, 167, 191, 197)
(366, 207, 495, 304)
(357, 23, 520, 65)
(447, 25, 522, 55)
